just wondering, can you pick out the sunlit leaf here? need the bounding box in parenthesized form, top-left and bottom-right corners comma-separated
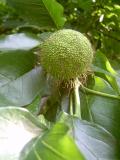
(0, 106, 46, 160)
(0, 33, 40, 51)
(20, 123, 85, 160)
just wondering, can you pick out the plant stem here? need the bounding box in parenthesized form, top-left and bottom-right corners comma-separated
(73, 81, 81, 119)
(69, 91, 73, 116)
(81, 85, 120, 100)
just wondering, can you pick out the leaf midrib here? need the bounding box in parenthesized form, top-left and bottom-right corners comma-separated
(42, 0, 58, 28)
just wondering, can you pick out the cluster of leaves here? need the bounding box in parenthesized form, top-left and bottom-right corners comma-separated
(59, 0, 120, 65)
(0, 0, 120, 160)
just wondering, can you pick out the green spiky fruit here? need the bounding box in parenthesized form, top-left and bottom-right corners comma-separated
(40, 29, 93, 80)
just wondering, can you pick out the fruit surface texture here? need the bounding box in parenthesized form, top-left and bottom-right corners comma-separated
(40, 29, 93, 80)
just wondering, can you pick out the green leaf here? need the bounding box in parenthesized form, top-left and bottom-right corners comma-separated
(26, 94, 41, 115)
(77, 0, 93, 10)
(0, 67, 46, 107)
(6, 0, 66, 29)
(0, 33, 48, 107)
(0, 106, 46, 160)
(0, 0, 6, 4)
(70, 118, 120, 160)
(81, 76, 120, 139)
(94, 50, 120, 94)
(58, 113, 120, 160)
(0, 33, 40, 51)
(0, 33, 40, 84)
(0, 50, 35, 84)
(20, 123, 85, 160)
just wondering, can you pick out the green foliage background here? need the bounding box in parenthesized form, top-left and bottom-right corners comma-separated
(0, 0, 120, 160)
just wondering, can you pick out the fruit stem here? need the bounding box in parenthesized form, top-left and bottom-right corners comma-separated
(69, 91, 73, 116)
(81, 85, 120, 100)
(73, 79, 82, 119)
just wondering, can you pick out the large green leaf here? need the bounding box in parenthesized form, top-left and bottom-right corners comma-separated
(91, 77, 120, 139)
(6, 0, 66, 29)
(70, 118, 119, 160)
(58, 113, 120, 160)
(0, 67, 46, 107)
(0, 33, 40, 85)
(0, 50, 35, 86)
(0, 106, 46, 160)
(20, 123, 85, 160)
(0, 33, 40, 51)
(0, 33, 47, 107)
(81, 76, 120, 139)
